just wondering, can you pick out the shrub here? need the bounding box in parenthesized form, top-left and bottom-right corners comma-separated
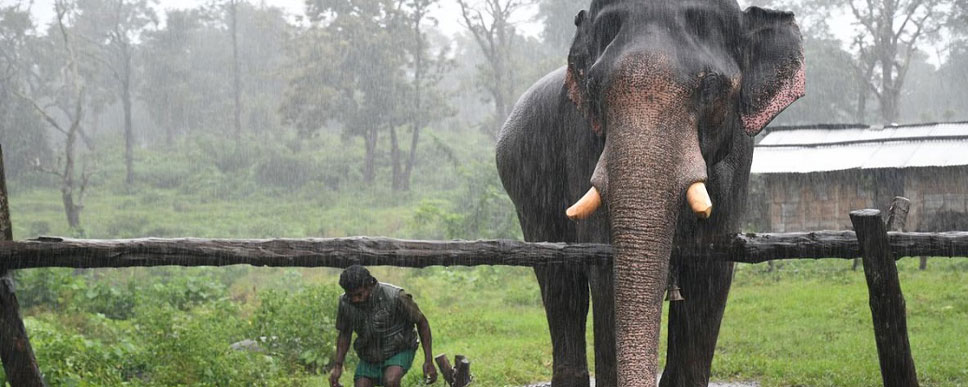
(249, 284, 342, 374)
(81, 281, 138, 320)
(132, 300, 285, 385)
(255, 153, 314, 189)
(22, 318, 129, 386)
(13, 268, 84, 310)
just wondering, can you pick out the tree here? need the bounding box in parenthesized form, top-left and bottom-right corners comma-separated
(283, 0, 410, 184)
(140, 9, 204, 145)
(0, 5, 52, 180)
(74, 0, 157, 186)
(12, 1, 97, 231)
(392, 0, 454, 191)
(456, 0, 531, 137)
(228, 0, 242, 142)
(845, 0, 950, 123)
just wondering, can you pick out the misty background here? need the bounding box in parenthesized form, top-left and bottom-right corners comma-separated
(1, 0, 967, 385)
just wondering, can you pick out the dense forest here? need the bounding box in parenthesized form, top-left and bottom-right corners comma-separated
(1, 0, 967, 385)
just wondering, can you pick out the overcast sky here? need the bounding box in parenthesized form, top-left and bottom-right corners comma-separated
(1, 0, 943, 65)
(1, 0, 542, 38)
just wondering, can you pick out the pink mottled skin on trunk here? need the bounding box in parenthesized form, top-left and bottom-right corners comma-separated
(742, 57, 806, 134)
(605, 53, 709, 386)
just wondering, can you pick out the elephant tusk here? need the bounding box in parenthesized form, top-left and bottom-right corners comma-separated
(566, 187, 602, 221)
(687, 182, 713, 219)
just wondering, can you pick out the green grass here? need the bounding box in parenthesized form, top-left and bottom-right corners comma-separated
(712, 259, 968, 386)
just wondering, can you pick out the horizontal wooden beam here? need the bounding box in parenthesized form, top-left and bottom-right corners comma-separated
(0, 231, 966, 270)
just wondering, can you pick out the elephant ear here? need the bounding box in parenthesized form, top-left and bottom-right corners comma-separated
(739, 7, 805, 136)
(565, 9, 604, 134)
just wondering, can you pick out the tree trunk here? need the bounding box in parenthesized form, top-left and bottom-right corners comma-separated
(61, 189, 80, 230)
(61, 126, 80, 231)
(402, 20, 425, 192)
(230, 0, 242, 142)
(402, 124, 420, 191)
(390, 126, 403, 190)
(363, 126, 378, 183)
(877, 0, 899, 124)
(123, 57, 135, 186)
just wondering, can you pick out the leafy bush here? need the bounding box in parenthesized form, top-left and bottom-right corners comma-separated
(410, 161, 521, 240)
(132, 300, 285, 385)
(81, 281, 139, 320)
(249, 284, 342, 374)
(255, 153, 315, 189)
(13, 268, 84, 310)
(138, 273, 229, 311)
(22, 318, 130, 386)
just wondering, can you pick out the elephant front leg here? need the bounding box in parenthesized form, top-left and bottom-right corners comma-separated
(660, 258, 734, 387)
(534, 265, 591, 387)
(588, 263, 616, 387)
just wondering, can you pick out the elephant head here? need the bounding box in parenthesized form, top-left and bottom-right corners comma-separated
(562, 0, 804, 383)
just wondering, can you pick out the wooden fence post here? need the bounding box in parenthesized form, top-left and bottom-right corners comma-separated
(850, 209, 918, 387)
(0, 145, 46, 386)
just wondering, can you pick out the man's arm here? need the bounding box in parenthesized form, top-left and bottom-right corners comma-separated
(334, 330, 351, 368)
(417, 314, 433, 363)
(329, 330, 351, 387)
(399, 290, 437, 383)
(416, 314, 437, 383)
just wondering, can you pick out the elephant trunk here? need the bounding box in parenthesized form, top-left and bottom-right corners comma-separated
(604, 114, 707, 385)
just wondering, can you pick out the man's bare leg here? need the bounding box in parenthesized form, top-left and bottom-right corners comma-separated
(382, 365, 405, 387)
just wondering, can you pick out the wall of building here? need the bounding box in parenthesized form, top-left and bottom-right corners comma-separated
(902, 167, 968, 231)
(764, 171, 875, 232)
(754, 166, 968, 233)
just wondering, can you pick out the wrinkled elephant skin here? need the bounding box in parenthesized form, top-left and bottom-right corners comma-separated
(496, 0, 804, 386)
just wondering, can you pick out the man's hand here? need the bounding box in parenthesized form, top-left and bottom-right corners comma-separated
(329, 365, 343, 387)
(423, 361, 438, 384)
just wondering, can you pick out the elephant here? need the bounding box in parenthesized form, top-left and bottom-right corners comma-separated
(495, 0, 804, 386)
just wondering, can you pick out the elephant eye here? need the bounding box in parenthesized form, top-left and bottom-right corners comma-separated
(697, 72, 730, 125)
(700, 73, 728, 104)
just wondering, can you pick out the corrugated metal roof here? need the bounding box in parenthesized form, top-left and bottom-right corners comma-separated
(751, 122, 968, 174)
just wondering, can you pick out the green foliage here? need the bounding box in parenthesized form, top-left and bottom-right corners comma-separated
(409, 161, 522, 240)
(137, 272, 229, 312)
(249, 284, 343, 374)
(24, 317, 129, 386)
(13, 268, 83, 310)
(131, 300, 265, 385)
(82, 280, 139, 320)
(254, 152, 315, 190)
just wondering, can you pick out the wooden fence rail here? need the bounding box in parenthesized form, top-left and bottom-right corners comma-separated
(1, 231, 966, 270)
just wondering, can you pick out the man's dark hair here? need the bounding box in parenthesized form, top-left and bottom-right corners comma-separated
(339, 265, 377, 291)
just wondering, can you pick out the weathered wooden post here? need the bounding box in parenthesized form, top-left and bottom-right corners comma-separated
(453, 355, 471, 387)
(435, 354, 455, 385)
(850, 208, 918, 387)
(434, 354, 471, 387)
(0, 145, 47, 386)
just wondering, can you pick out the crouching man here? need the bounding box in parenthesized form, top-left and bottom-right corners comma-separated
(329, 265, 437, 387)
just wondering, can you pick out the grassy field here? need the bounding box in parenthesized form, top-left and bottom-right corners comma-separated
(6, 160, 968, 385)
(319, 260, 968, 386)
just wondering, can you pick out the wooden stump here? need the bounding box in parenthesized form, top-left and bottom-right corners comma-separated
(435, 354, 471, 387)
(0, 145, 46, 386)
(850, 209, 919, 387)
